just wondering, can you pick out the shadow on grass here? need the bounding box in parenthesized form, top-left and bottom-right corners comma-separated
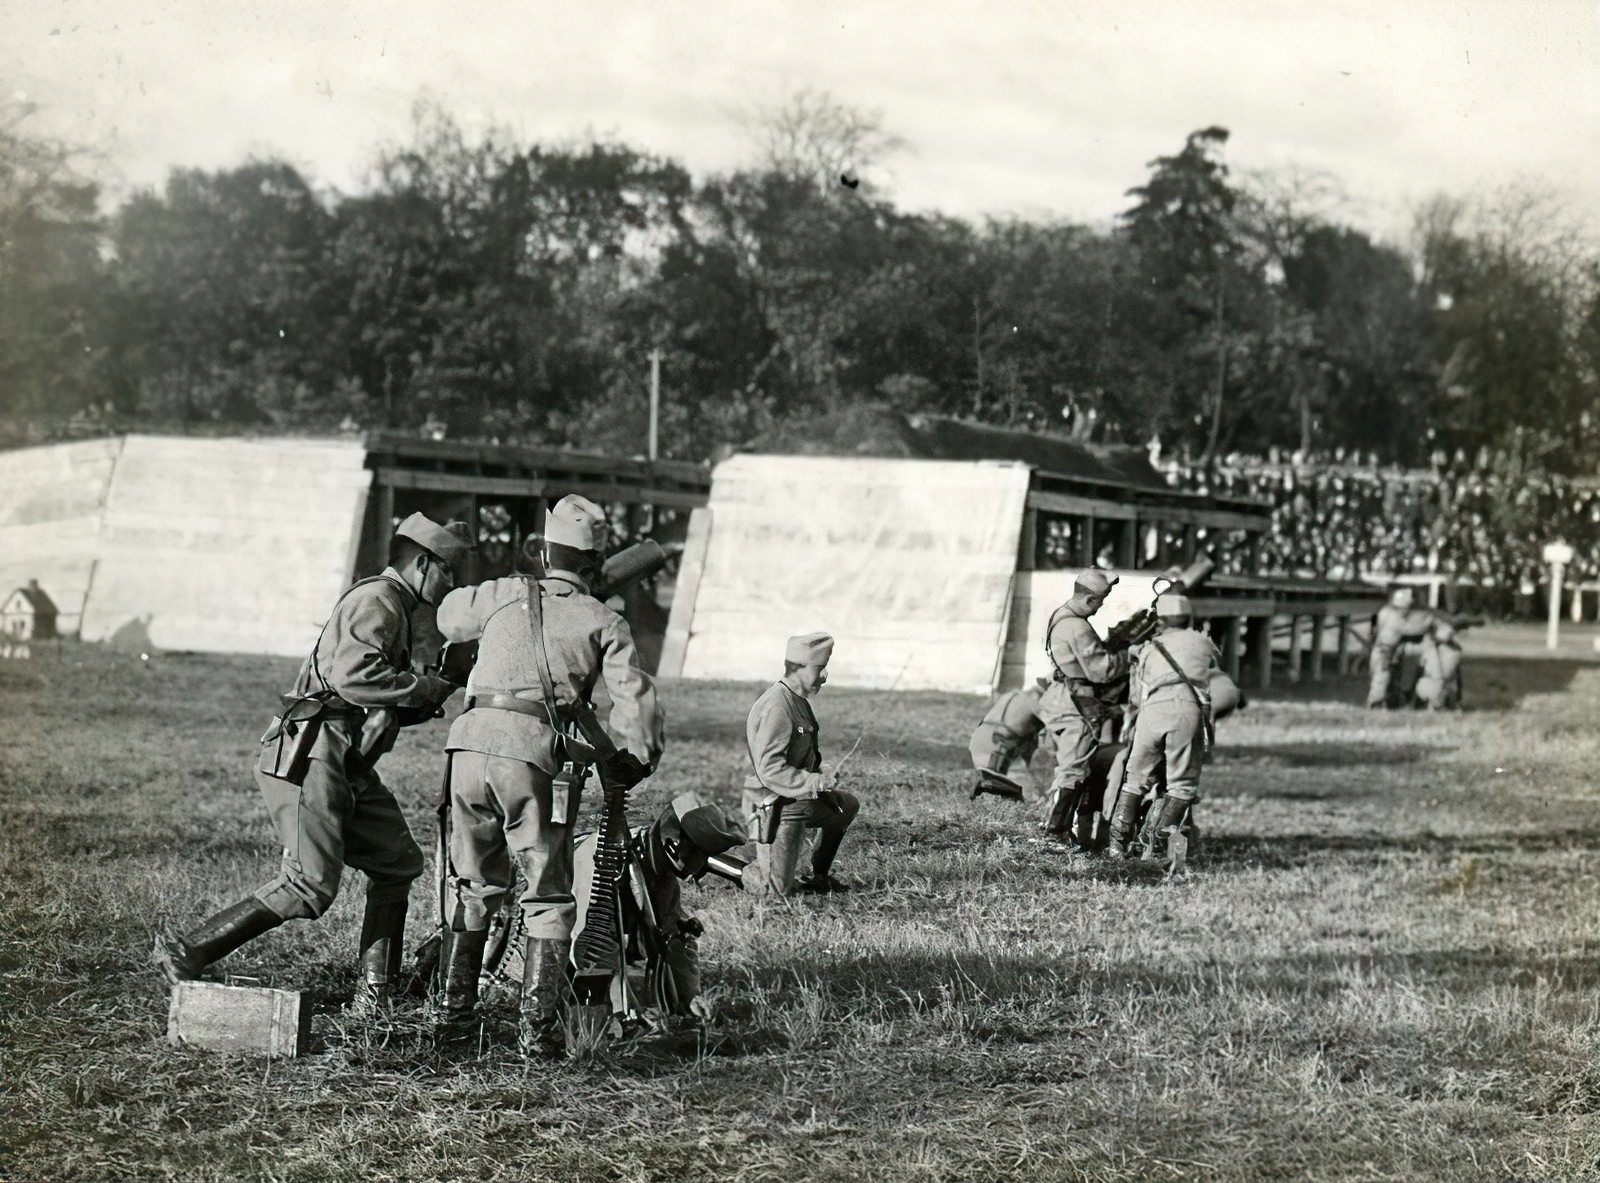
(1462, 657, 1586, 709)
(1214, 742, 1439, 768)
(1201, 830, 1596, 869)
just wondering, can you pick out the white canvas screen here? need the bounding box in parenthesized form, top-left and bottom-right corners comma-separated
(0, 438, 123, 635)
(680, 455, 1032, 693)
(79, 436, 371, 655)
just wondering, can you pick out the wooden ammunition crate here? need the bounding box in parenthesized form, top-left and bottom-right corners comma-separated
(167, 980, 312, 1058)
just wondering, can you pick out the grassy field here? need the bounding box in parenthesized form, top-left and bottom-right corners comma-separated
(2, 645, 1597, 1182)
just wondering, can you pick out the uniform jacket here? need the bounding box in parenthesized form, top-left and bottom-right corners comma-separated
(1132, 626, 1221, 709)
(288, 568, 452, 767)
(1374, 605, 1437, 648)
(436, 572, 662, 773)
(744, 680, 823, 799)
(1046, 597, 1128, 686)
(969, 686, 1046, 767)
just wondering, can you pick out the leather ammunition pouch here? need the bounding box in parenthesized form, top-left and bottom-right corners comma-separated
(257, 694, 360, 785)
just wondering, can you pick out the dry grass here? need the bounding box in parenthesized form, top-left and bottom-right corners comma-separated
(1, 648, 1596, 1181)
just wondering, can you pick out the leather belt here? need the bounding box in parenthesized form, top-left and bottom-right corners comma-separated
(464, 692, 577, 722)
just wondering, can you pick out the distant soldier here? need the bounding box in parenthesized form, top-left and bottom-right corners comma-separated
(1414, 617, 1464, 710)
(743, 632, 860, 895)
(570, 792, 745, 1019)
(156, 514, 469, 1005)
(1039, 570, 1129, 846)
(967, 678, 1049, 800)
(1106, 592, 1219, 861)
(433, 494, 663, 1056)
(1367, 585, 1436, 708)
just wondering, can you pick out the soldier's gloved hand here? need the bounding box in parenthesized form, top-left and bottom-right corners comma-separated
(603, 749, 652, 790)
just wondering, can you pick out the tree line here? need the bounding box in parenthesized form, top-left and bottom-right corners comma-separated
(3, 97, 1597, 478)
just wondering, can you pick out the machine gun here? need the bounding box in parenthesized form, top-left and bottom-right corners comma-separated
(435, 538, 670, 686)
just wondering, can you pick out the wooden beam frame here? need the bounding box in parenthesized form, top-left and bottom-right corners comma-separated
(374, 467, 708, 509)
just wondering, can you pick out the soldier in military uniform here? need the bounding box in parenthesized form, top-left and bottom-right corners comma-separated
(570, 792, 745, 1019)
(1106, 592, 1220, 859)
(743, 632, 860, 896)
(433, 494, 663, 1056)
(1367, 584, 1436, 708)
(1414, 617, 1463, 709)
(967, 678, 1049, 800)
(1038, 570, 1129, 846)
(157, 513, 469, 1004)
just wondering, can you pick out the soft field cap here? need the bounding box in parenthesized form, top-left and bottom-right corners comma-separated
(395, 513, 474, 569)
(1074, 570, 1119, 597)
(545, 494, 607, 552)
(671, 792, 746, 856)
(786, 631, 834, 665)
(1156, 592, 1193, 617)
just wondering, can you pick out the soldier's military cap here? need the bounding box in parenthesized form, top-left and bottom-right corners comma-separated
(395, 512, 474, 570)
(670, 792, 746, 856)
(1074, 569, 1119, 597)
(1156, 592, 1193, 618)
(546, 494, 608, 552)
(785, 631, 834, 665)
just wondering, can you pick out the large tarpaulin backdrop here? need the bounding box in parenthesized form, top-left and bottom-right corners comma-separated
(678, 455, 1032, 694)
(1, 435, 370, 656)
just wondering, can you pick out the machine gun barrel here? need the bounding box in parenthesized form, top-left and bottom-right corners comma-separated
(594, 539, 668, 602)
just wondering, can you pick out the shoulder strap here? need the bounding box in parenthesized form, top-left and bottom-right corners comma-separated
(1044, 604, 1073, 680)
(521, 577, 568, 739)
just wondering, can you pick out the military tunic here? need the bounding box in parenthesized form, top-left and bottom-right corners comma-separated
(743, 680, 860, 895)
(1123, 626, 1220, 804)
(968, 684, 1047, 798)
(436, 573, 662, 939)
(253, 568, 452, 921)
(1037, 596, 1129, 826)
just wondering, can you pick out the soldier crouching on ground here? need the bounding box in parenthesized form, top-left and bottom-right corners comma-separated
(1367, 584, 1437, 709)
(742, 632, 859, 895)
(1039, 570, 1129, 848)
(157, 514, 469, 1005)
(1106, 592, 1218, 862)
(571, 792, 745, 1022)
(432, 494, 663, 1056)
(967, 677, 1049, 801)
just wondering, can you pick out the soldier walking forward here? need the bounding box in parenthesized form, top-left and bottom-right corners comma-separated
(1038, 570, 1128, 846)
(743, 632, 859, 895)
(433, 495, 663, 1056)
(1106, 592, 1219, 859)
(157, 514, 468, 1004)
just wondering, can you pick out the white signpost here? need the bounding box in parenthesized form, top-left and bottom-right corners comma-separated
(1543, 542, 1575, 650)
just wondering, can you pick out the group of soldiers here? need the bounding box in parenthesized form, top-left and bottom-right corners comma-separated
(155, 509, 1457, 1060)
(1366, 583, 1465, 710)
(156, 498, 860, 1059)
(967, 569, 1239, 866)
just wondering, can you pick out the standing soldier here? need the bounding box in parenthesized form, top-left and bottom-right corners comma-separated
(1038, 570, 1129, 847)
(743, 632, 860, 895)
(1105, 592, 1219, 861)
(966, 677, 1049, 800)
(156, 514, 468, 1005)
(432, 494, 663, 1057)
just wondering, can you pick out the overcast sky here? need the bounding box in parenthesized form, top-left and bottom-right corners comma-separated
(4, 0, 1595, 240)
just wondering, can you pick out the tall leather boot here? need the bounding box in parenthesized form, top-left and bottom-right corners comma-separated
(1043, 784, 1079, 838)
(1107, 788, 1142, 857)
(518, 936, 569, 1059)
(434, 927, 488, 1042)
(354, 898, 408, 1008)
(1139, 795, 1189, 863)
(155, 898, 284, 984)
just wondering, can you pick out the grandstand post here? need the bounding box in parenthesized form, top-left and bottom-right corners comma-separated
(1335, 616, 1351, 674)
(1287, 614, 1305, 683)
(1309, 614, 1325, 681)
(1248, 615, 1273, 689)
(1221, 616, 1241, 681)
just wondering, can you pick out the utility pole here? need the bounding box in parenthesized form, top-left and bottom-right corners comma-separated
(647, 348, 662, 462)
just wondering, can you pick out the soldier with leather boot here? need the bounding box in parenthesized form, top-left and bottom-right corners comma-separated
(967, 677, 1049, 801)
(1038, 570, 1128, 848)
(433, 495, 663, 1056)
(156, 514, 468, 1006)
(1105, 593, 1219, 863)
(743, 632, 860, 896)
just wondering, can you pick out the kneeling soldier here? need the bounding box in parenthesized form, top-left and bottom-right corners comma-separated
(433, 494, 663, 1056)
(157, 514, 467, 1003)
(571, 792, 745, 1019)
(743, 632, 859, 895)
(967, 678, 1049, 801)
(1106, 592, 1219, 861)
